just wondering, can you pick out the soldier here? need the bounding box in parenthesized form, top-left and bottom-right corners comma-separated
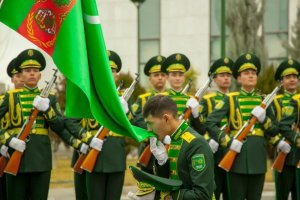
(206, 53, 278, 200)
(71, 50, 128, 200)
(0, 58, 22, 200)
(132, 55, 167, 130)
(198, 57, 233, 200)
(277, 59, 300, 200)
(137, 95, 215, 199)
(161, 53, 199, 119)
(0, 49, 82, 200)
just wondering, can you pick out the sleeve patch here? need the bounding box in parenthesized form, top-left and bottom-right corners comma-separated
(191, 154, 206, 172)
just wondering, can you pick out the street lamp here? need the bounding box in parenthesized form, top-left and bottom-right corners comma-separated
(130, 0, 146, 74)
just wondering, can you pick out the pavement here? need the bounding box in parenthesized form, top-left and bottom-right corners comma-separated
(48, 182, 279, 200)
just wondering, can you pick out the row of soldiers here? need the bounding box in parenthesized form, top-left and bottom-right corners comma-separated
(0, 48, 299, 200)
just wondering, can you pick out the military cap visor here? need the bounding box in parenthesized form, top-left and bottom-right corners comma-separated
(15, 49, 46, 72)
(233, 53, 261, 79)
(162, 53, 190, 74)
(129, 166, 182, 191)
(144, 55, 166, 76)
(275, 59, 300, 81)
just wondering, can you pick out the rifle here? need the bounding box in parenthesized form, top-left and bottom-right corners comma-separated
(179, 74, 213, 120)
(218, 83, 282, 172)
(0, 146, 8, 177)
(4, 69, 58, 176)
(80, 74, 140, 173)
(73, 81, 124, 174)
(181, 78, 192, 95)
(138, 77, 210, 168)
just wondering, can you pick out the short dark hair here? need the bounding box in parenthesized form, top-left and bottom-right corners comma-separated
(143, 95, 178, 118)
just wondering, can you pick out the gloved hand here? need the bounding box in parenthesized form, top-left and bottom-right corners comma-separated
(33, 95, 50, 112)
(79, 143, 89, 154)
(9, 137, 26, 152)
(230, 139, 243, 153)
(120, 96, 129, 114)
(251, 106, 266, 123)
(163, 135, 171, 145)
(186, 97, 200, 118)
(276, 140, 291, 154)
(127, 191, 155, 200)
(150, 137, 168, 165)
(89, 138, 104, 151)
(0, 145, 8, 157)
(208, 139, 219, 153)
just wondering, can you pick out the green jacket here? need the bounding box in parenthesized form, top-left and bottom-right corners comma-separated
(279, 93, 300, 166)
(155, 121, 215, 200)
(206, 89, 278, 174)
(0, 87, 70, 172)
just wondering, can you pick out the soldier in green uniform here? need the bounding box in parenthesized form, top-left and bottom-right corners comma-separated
(80, 50, 127, 200)
(277, 59, 300, 200)
(140, 95, 215, 199)
(0, 49, 83, 200)
(198, 57, 233, 200)
(0, 58, 23, 200)
(206, 53, 278, 200)
(161, 53, 199, 119)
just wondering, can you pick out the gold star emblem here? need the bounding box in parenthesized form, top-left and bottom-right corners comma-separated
(175, 54, 182, 61)
(288, 59, 294, 65)
(28, 49, 34, 56)
(224, 57, 229, 64)
(107, 50, 111, 57)
(157, 56, 162, 62)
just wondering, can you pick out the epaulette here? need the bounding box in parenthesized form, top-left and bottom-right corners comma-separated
(7, 88, 23, 94)
(181, 132, 196, 143)
(138, 92, 152, 99)
(275, 94, 283, 100)
(203, 92, 217, 100)
(292, 94, 300, 101)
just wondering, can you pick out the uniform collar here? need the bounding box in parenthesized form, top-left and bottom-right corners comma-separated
(169, 88, 183, 95)
(240, 88, 256, 96)
(284, 90, 297, 98)
(216, 90, 226, 96)
(170, 121, 189, 141)
(23, 85, 39, 93)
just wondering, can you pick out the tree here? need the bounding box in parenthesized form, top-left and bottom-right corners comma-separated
(226, 0, 268, 67)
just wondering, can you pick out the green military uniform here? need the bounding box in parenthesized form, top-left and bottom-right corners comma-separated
(206, 53, 278, 200)
(275, 58, 300, 200)
(0, 49, 79, 200)
(198, 57, 233, 200)
(132, 121, 215, 199)
(83, 50, 126, 200)
(0, 57, 18, 200)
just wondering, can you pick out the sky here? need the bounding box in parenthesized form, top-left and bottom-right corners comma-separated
(0, 22, 59, 91)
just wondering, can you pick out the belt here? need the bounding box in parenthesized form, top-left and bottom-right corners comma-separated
(9, 128, 49, 136)
(231, 128, 264, 137)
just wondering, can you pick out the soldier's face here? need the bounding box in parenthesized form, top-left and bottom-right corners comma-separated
(167, 72, 185, 91)
(11, 73, 24, 89)
(111, 69, 119, 84)
(149, 72, 166, 90)
(21, 68, 41, 87)
(282, 74, 298, 92)
(237, 69, 257, 89)
(214, 73, 232, 90)
(145, 114, 172, 140)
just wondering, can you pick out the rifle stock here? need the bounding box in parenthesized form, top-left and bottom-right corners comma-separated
(4, 109, 39, 175)
(272, 152, 287, 173)
(297, 161, 300, 169)
(80, 127, 109, 173)
(0, 156, 7, 177)
(138, 143, 170, 168)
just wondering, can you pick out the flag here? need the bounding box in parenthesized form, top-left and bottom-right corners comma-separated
(0, 0, 154, 141)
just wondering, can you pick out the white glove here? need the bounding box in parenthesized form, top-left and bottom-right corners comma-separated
(89, 138, 104, 151)
(79, 143, 89, 154)
(277, 140, 291, 154)
(163, 135, 171, 145)
(251, 106, 266, 123)
(33, 95, 50, 112)
(127, 191, 155, 200)
(0, 145, 9, 157)
(9, 138, 26, 153)
(230, 139, 243, 153)
(120, 96, 129, 114)
(150, 137, 168, 165)
(208, 139, 219, 153)
(186, 97, 200, 118)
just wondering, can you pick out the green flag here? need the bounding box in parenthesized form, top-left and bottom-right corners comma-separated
(0, 0, 154, 141)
